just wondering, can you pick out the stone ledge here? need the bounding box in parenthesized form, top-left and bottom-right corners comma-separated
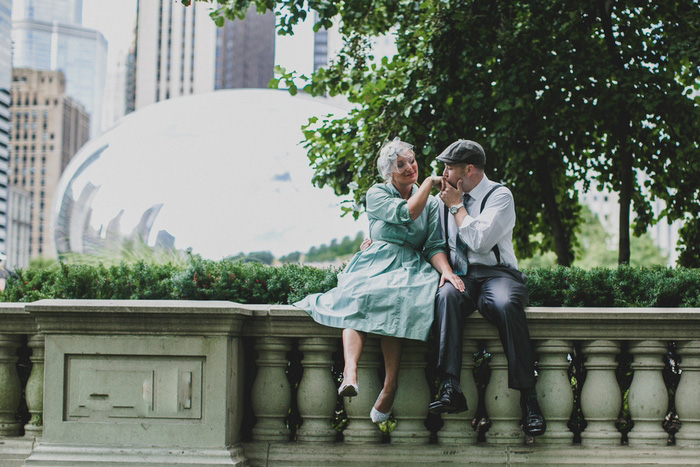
(26, 299, 253, 335)
(23, 443, 248, 466)
(242, 441, 700, 466)
(0, 303, 36, 334)
(0, 437, 37, 467)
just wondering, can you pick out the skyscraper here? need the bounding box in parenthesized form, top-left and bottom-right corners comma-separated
(12, 0, 107, 137)
(7, 186, 31, 269)
(130, 0, 275, 111)
(9, 68, 89, 258)
(12, 0, 82, 24)
(101, 51, 128, 131)
(215, 6, 275, 89)
(312, 13, 328, 73)
(0, 0, 11, 257)
(132, 0, 217, 110)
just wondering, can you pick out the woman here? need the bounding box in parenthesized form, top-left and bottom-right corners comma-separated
(294, 138, 464, 423)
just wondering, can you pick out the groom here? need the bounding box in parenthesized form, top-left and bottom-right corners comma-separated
(430, 139, 546, 437)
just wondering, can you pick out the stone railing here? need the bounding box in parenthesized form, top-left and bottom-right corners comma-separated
(1, 300, 700, 466)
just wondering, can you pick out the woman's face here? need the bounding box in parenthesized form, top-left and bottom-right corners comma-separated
(392, 152, 418, 185)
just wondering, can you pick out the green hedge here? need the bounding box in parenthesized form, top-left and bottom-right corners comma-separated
(0, 259, 339, 304)
(2, 259, 700, 307)
(526, 266, 700, 307)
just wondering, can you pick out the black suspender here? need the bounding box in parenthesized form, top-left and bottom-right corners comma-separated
(445, 183, 503, 266)
(481, 184, 502, 264)
(443, 203, 452, 267)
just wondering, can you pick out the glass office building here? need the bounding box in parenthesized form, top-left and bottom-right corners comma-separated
(0, 0, 12, 255)
(12, 0, 82, 25)
(12, 0, 106, 137)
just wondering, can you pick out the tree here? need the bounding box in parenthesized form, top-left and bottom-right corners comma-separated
(279, 251, 302, 263)
(225, 251, 275, 265)
(193, 0, 700, 266)
(520, 205, 667, 268)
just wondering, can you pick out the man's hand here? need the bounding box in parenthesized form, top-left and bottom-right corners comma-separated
(440, 178, 463, 207)
(360, 237, 372, 251)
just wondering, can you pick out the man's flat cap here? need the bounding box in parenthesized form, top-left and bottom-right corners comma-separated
(436, 139, 486, 165)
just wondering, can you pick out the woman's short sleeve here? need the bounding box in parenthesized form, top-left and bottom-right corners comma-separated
(366, 184, 412, 224)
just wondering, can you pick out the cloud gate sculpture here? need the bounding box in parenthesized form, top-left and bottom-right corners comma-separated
(51, 89, 364, 261)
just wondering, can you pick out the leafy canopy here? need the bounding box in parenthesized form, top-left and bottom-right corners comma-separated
(193, 0, 700, 265)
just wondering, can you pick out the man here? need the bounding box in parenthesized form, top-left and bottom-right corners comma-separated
(429, 139, 546, 437)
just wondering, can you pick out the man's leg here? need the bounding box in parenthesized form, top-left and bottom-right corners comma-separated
(477, 275, 546, 436)
(429, 279, 476, 415)
(477, 276, 533, 388)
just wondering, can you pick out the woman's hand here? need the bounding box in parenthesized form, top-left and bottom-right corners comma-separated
(439, 271, 465, 292)
(360, 237, 372, 251)
(429, 175, 443, 189)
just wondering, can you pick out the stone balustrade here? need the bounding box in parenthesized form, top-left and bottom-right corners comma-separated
(0, 301, 700, 465)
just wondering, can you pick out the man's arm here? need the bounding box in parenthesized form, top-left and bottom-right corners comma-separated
(458, 189, 515, 253)
(439, 179, 468, 225)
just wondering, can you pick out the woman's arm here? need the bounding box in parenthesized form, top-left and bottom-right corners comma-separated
(429, 252, 465, 292)
(407, 176, 442, 220)
(367, 178, 441, 225)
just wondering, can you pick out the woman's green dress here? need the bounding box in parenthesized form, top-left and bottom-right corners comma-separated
(294, 182, 445, 341)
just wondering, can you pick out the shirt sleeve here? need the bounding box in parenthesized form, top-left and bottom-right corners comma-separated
(421, 195, 446, 259)
(458, 187, 515, 253)
(366, 184, 412, 225)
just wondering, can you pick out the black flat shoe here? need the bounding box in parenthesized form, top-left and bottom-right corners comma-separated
(520, 399, 546, 437)
(429, 382, 468, 415)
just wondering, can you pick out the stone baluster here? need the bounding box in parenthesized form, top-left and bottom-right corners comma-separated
(251, 337, 292, 441)
(391, 340, 431, 444)
(580, 340, 622, 446)
(439, 339, 478, 445)
(484, 339, 523, 444)
(627, 340, 669, 446)
(343, 337, 382, 443)
(296, 337, 338, 442)
(23, 334, 44, 438)
(675, 340, 700, 446)
(535, 339, 574, 444)
(0, 334, 23, 436)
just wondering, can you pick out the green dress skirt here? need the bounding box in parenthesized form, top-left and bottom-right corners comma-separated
(294, 183, 445, 341)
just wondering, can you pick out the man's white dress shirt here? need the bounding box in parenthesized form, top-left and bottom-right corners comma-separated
(438, 175, 519, 273)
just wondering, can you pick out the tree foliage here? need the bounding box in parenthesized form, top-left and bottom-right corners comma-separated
(520, 205, 668, 269)
(196, 0, 700, 266)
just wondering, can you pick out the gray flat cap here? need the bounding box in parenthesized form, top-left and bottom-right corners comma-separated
(436, 139, 486, 165)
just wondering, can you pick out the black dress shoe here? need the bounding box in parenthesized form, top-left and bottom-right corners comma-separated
(521, 399, 546, 437)
(429, 382, 468, 415)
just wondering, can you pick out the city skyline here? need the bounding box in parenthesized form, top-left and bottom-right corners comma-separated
(81, 0, 317, 87)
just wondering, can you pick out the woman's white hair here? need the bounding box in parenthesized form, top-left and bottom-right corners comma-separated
(377, 137, 414, 180)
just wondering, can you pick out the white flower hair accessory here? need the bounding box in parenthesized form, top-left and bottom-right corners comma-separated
(377, 137, 414, 180)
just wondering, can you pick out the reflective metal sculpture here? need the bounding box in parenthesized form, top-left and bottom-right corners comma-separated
(51, 89, 364, 261)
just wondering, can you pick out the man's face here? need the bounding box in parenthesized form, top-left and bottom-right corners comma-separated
(442, 163, 470, 191)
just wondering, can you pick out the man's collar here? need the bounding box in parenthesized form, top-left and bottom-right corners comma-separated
(465, 174, 491, 200)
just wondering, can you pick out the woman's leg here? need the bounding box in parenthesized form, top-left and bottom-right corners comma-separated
(342, 328, 366, 386)
(374, 336, 402, 413)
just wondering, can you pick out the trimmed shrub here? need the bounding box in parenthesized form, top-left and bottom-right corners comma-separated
(2, 259, 699, 307)
(1, 257, 339, 305)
